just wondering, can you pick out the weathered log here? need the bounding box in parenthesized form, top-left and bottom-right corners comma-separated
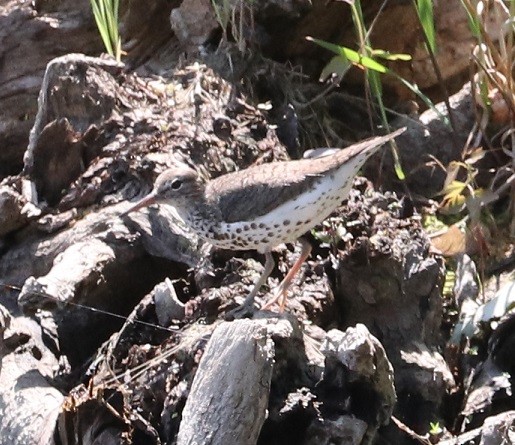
(0, 185, 31, 237)
(320, 324, 396, 444)
(176, 319, 275, 445)
(0, 305, 63, 445)
(0, 0, 101, 177)
(439, 411, 515, 445)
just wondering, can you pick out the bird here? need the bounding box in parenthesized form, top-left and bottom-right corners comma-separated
(122, 128, 405, 312)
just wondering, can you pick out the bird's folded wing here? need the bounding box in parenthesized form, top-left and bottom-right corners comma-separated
(206, 129, 404, 223)
(206, 161, 323, 223)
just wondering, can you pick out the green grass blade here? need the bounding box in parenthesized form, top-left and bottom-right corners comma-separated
(396, 75, 451, 127)
(90, 0, 120, 59)
(459, 0, 481, 38)
(91, 2, 114, 55)
(415, 0, 436, 52)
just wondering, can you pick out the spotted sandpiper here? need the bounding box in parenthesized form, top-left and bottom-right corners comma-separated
(123, 128, 405, 312)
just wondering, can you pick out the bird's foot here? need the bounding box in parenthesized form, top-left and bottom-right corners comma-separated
(224, 300, 257, 320)
(261, 285, 287, 312)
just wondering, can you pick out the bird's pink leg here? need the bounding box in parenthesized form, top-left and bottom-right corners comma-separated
(262, 238, 312, 312)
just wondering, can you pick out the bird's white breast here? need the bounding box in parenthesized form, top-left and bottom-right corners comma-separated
(199, 157, 366, 252)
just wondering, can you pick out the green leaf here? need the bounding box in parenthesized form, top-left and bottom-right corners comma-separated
(319, 55, 352, 81)
(392, 146, 406, 180)
(367, 47, 412, 61)
(443, 180, 467, 196)
(306, 37, 389, 73)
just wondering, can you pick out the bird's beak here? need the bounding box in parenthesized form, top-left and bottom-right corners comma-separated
(121, 192, 158, 217)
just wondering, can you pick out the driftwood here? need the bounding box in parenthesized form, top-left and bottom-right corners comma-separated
(437, 411, 515, 445)
(0, 51, 460, 444)
(1, 1, 513, 445)
(0, 306, 63, 445)
(177, 319, 275, 444)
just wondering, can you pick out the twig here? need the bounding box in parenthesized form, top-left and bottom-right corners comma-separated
(391, 415, 432, 445)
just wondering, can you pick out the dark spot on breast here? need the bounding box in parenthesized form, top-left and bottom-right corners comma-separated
(267, 232, 274, 237)
(274, 224, 280, 228)
(261, 238, 269, 244)
(250, 223, 257, 230)
(286, 229, 291, 234)
(236, 228, 242, 234)
(283, 220, 290, 226)
(258, 223, 265, 229)
(296, 221, 303, 226)
(244, 225, 250, 231)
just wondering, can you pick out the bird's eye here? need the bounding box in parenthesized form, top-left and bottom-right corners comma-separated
(170, 179, 183, 190)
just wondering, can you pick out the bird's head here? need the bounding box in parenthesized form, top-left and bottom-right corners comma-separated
(122, 166, 203, 216)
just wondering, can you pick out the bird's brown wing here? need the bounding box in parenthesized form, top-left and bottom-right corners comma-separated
(205, 129, 404, 223)
(206, 162, 323, 223)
